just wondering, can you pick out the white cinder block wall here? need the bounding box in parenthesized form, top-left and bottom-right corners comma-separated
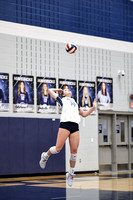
(0, 21, 133, 172)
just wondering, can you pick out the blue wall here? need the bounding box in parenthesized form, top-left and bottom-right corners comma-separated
(0, 0, 133, 42)
(0, 117, 65, 175)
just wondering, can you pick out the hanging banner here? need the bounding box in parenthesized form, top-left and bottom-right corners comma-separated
(97, 77, 113, 110)
(78, 81, 95, 111)
(37, 77, 56, 113)
(0, 73, 9, 112)
(13, 74, 34, 113)
(58, 79, 77, 112)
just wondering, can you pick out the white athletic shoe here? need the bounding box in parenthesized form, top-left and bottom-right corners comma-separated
(66, 172, 75, 187)
(39, 152, 48, 169)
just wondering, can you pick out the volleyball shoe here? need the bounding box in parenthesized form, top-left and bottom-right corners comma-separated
(66, 172, 75, 187)
(39, 152, 49, 169)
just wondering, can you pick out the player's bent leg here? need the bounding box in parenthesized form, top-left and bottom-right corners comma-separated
(39, 128, 70, 169)
(39, 152, 48, 169)
(55, 128, 70, 152)
(39, 146, 59, 169)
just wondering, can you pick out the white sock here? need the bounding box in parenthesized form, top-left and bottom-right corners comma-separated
(44, 152, 50, 160)
(69, 168, 75, 175)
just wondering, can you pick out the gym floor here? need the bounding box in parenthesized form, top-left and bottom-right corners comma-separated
(0, 171, 133, 200)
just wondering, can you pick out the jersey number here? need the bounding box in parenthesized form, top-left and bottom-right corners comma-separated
(70, 100, 76, 107)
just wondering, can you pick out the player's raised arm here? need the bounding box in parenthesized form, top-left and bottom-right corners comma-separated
(79, 99, 97, 117)
(48, 88, 63, 100)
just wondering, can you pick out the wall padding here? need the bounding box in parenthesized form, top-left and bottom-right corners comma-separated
(0, 117, 65, 175)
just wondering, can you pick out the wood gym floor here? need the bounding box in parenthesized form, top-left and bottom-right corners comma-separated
(0, 171, 133, 200)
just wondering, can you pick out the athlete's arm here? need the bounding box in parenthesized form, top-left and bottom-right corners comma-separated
(79, 99, 97, 117)
(48, 88, 63, 100)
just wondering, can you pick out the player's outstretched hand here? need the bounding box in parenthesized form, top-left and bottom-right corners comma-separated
(93, 99, 97, 109)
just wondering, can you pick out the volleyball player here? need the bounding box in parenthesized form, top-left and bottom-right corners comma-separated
(82, 86, 92, 108)
(17, 81, 29, 104)
(39, 87, 96, 186)
(98, 82, 111, 103)
(40, 83, 50, 105)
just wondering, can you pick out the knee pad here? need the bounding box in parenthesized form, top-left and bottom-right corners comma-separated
(49, 146, 59, 154)
(70, 154, 77, 162)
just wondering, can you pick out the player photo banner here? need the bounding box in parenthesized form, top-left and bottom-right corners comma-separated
(37, 77, 56, 113)
(78, 81, 95, 112)
(59, 79, 77, 113)
(13, 75, 34, 113)
(97, 77, 113, 110)
(0, 73, 9, 112)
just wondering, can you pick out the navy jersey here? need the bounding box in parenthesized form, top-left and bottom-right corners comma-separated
(17, 92, 29, 104)
(40, 94, 50, 105)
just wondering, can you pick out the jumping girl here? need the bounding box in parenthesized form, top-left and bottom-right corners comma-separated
(39, 87, 96, 186)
